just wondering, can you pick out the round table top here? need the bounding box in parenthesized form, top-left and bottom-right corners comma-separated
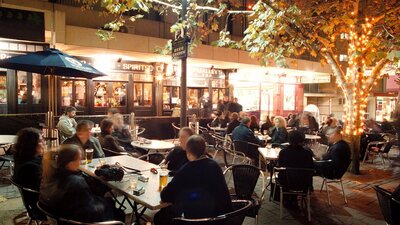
(131, 139, 175, 150)
(0, 135, 17, 145)
(209, 126, 227, 132)
(258, 147, 281, 160)
(305, 134, 321, 140)
(256, 134, 271, 141)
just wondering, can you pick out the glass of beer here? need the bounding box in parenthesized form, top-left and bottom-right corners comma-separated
(85, 148, 94, 164)
(159, 167, 168, 191)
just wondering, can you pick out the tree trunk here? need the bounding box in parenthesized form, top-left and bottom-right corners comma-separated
(347, 134, 361, 174)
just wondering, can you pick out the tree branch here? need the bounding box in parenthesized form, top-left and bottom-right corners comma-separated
(364, 58, 389, 92)
(372, 2, 400, 24)
(324, 50, 347, 91)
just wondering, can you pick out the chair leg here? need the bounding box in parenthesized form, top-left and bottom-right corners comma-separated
(272, 182, 277, 202)
(325, 180, 331, 205)
(385, 153, 392, 166)
(280, 189, 283, 219)
(340, 179, 347, 204)
(379, 153, 385, 165)
(27, 218, 32, 225)
(362, 150, 368, 163)
(307, 192, 311, 222)
(254, 214, 259, 225)
(320, 178, 325, 192)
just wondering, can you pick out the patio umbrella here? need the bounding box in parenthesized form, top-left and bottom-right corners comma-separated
(0, 48, 106, 136)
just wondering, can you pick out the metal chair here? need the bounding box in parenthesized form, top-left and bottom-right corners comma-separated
(8, 177, 46, 225)
(391, 197, 400, 225)
(171, 199, 252, 225)
(273, 167, 314, 222)
(233, 140, 260, 167)
(0, 144, 14, 173)
(317, 158, 351, 205)
(223, 165, 265, 225)
(171, 122, 180, 143)
(36, 201, 124, 225)
(373, 185, 395, 225)
(138, 152, 166, 165)
(211, 134, 247, 168)
(363, 141, 393, 166)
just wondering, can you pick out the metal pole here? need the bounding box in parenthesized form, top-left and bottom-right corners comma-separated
(180, 0, 188, 127)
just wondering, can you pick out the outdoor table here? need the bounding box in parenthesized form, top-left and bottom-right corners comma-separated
(131, 139, 175, 153)
(0, 135, 17, 145)
(305, 134, 321, 140)
(79, 155, 168, 223)
(256, 134, 272, 141)
(258, 147, 281, 192)
(209, 126, 227, 132)
(91, 127, 101, 136)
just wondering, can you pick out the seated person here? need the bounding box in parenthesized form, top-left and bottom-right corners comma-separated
(98, 119, 126, 156)
(315, 127, 351, 179)
(277, 130, 314, 208)
(110, 113, 145, 155)
(232, 117, 265, 164)
(40, 144, 124, 223)
(154, 135, 232, 225)
(249, 115, 260, 132)
(260, 115, 273, 135)
(57, 106, 77, 143)
(270, 116, 289, 144)
(63, 120, 105, 158)
(164, 127, 194, 173)
(12, 128, 46, 219)
(210, 112, 222, 127)
(226, 112, 240, 134)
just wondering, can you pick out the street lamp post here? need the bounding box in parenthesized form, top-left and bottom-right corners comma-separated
(179, 0, 188, 127)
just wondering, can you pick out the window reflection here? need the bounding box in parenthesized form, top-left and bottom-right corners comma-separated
(0, 75, 6, 104)
(133, 83, 152, 107)
(94, 82, 108, 107)
(61, 80, 73, 106)
(187, 89, 199, 108)
(32, 74, 41, 104)
(61, 80, 86, 107)
(111, 82, 127, 107)
(17, 71, 28, 104)
(75, 81, 86, 107)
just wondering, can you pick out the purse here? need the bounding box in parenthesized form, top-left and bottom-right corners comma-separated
(94, 164, 124, 181)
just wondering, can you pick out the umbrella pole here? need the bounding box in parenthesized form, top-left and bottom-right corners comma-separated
(46, 76, 55, 145)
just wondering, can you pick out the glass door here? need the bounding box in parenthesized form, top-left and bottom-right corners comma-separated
(16, 71, 44, 113)
(60, 79, 87, 113)
(93, 81, 128, 114)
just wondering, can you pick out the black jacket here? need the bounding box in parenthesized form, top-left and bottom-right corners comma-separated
(40, 169, 116, 222)
(165, 146, 189, 172)
(161, 157, 232, 219)
(270, 127, 289, 144)
(63, 135, 105, 158)
(98, 134, 125, 156)
(227, 120, 240, 134)
(232, 123, 263, 146)
(278, 145, 314, 169)
(322, 140, 351, 178)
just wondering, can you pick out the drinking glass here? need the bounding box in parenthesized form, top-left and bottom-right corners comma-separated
(129, 177, 138, 189)
(98, 156, 106, 166)
(159, 166, 168, 191)
(85, 148, 94, 164)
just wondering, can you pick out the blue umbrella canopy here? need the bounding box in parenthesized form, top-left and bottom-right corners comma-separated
(0, 48, 106, 79)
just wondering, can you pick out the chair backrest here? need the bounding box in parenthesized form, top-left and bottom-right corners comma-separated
(373, 185, 393, 224)
(138, 152, 166, 165)
(233, 140, 249, 156)
(381, 142, 393, 154)
(224, 164, 261, 199)
(277, 167, 314, 193)
(37, 201, 124, 225)
(171, 200, 252, 225)
(391, 198, 400, 225)
(172, 122, 180, 137)
(334, 158, 351, 179)
(9, 177, 45, 220)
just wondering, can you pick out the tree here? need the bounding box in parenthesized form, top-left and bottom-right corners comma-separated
(77, 0, 400, 174)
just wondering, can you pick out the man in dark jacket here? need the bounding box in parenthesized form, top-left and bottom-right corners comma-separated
(227, 112, 240, 134)
(232, 117, 265, 163)
(63, 120, 105, 158)
(316, 127, 351, 179)
(154, 135, 232, 225)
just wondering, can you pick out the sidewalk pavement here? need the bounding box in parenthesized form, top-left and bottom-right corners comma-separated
(0, 146, 399, 225)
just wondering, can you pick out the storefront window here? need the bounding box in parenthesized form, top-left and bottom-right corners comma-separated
(111, 82, 127, 107)
(376, 97, 396, 121)
(32, 73, 41, 104)
(133, 83, 152, 107)
(283, 84, 295, 111)
(17, 71, 28, 104)
(0, 75, 6, 104)
(94, 82, 109, 107)
(75, 81, 86, 107)
(163, 86, 180, 110)
(187, 89, 199, 108)
(212, 89, 225, 108)
(61, 80, 86, 107)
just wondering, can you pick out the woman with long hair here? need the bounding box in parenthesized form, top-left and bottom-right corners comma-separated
(98, 119, 126, 156)
(270, 116, 289, 144)
(13, 127, 45, 190)
(249, 115, 260, 132)
(40, 144, 124, 223)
